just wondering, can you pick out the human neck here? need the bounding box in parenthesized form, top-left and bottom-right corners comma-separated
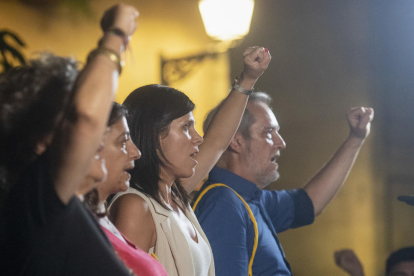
(158, 167, 177, 205)
(97, 185, 111, 203)
(159, 179, 174, 206)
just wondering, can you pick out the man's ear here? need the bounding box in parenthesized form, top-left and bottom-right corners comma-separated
(228, 133, 245, 154)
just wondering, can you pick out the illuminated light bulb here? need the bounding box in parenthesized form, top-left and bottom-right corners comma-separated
(199, 0, 254, 41)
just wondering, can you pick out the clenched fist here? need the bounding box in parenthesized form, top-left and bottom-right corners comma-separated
(347, 107, 374, 139)
(101, 4, 139, 39)
(242, 46, 271, 80)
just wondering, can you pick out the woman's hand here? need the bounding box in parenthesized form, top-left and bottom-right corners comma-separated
(101, 4, 139, 39)
(242, 47, 271, 81)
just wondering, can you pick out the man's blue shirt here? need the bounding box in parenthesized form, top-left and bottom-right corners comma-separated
(193, 166, 315, 276)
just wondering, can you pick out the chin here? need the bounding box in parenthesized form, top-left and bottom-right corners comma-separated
(179, 168, 196, 179)
(273, 171, 280, 182)
(259, 171, 280, 188)
(119, 181, 130, 192)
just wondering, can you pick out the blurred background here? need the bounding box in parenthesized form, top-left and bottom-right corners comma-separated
(1, 0, 414, 275)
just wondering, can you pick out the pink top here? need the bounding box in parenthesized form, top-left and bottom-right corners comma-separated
(101, 226, 168, 276)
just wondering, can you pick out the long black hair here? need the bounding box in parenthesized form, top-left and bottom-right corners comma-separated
(123, 84, 195, 210)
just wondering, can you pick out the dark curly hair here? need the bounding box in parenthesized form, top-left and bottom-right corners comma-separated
(123, 84, 194, 211)
(0, 52, 79, 191)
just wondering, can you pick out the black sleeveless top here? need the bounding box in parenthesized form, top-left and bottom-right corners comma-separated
(0, 152, 132, 275)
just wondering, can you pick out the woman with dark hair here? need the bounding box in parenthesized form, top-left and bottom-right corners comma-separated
(110, 47, 271, 276)
(81, 102, 168, 276)
(0, 4, 139, 275)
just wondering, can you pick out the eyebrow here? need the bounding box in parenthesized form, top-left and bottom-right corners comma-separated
(184, 119, 195, 125)
(117, 131, 129, 139)
(264, 125, 280, 131)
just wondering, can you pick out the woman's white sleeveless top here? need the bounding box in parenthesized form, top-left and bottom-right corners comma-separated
(181, 221, 211, 276)
(110, 188, 215, 276)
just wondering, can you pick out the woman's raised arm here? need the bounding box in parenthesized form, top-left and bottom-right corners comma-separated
(181, 47, 271, 194)
(54, 4, 139, 203)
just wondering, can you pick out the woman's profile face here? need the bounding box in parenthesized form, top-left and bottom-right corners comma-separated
(98, 117, 141, 196)
(159, 112, 203, 180)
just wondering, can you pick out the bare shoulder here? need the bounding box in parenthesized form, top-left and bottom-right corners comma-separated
(110, 193, 156, 251)
(110, 193, 152, 224)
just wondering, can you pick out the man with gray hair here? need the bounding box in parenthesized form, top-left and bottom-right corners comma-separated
(193, 92, 374, 276)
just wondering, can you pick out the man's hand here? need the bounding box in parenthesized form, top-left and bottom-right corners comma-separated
(242, 47, 271, 81)
(347, 107, 374, 140)
(101, 4, 139, 39)
(334, 249, 364, 276)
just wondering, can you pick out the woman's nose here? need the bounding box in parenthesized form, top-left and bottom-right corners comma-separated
(128, 140, 141, 160)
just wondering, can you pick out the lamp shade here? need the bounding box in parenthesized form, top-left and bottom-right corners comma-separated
(199, 0, 254, 41)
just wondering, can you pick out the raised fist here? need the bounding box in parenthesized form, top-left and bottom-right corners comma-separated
(334, 249, 364, 276)
(100, 4, 139, 38)
(242, 46, 271, 80)
(347, 107, 374, 139)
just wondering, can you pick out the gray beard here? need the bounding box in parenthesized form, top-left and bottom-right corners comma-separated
(255, 169, 279, 189)
(245, 141, 279, 189)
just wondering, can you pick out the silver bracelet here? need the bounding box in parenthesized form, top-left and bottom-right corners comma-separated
(232, 77, 254, 95)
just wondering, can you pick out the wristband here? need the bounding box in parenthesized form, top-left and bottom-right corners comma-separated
(232, 77, 254, 95)
(106, 27, 129, 48)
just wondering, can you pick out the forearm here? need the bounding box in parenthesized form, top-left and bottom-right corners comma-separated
(181, 77, 255, 193)
(304, 135, 365, 216)
(203, 76, 256, 150)
(54, 35, 124, 203)
(181, 47, 270, 193)
(74, 34, 123, 131)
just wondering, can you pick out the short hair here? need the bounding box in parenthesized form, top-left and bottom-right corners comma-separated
(123, 84, 195, 211)
(0, 52, 78, 191)
(386, 247, 414, 275)
(203, 92, 272, 140)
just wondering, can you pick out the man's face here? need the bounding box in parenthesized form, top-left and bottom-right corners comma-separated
(389, 261, 414, 276)
(241, 101, 286, 189)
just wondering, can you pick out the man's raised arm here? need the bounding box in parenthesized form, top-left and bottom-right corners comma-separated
(304, 107, 374, 216)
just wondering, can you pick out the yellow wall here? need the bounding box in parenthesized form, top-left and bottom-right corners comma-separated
(0, 0, 229, 134)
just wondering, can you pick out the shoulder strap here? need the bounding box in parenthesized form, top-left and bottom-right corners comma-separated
(193, 183, 258, 276)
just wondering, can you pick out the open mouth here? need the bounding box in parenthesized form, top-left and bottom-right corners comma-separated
(189, 150, 199, 166)
(270, 154, 280, 163)
(122, 166, 133, 182)
(125, 171, 131, 179)
(190, 150, 199, 158)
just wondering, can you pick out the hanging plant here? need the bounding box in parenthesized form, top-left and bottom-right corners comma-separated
(0, 30, 26, 73)
(18, 0, 92, 16)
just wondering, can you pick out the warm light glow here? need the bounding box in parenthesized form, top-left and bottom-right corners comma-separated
(199, 0, 254, 41)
